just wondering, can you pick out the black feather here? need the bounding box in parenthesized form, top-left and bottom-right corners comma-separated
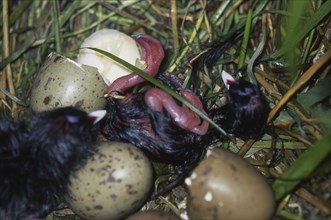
(210, 79, 270, 140)
(190, 32, 243, 88)
(0, 107, 98, 220)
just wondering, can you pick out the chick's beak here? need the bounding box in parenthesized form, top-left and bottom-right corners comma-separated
(221, 70, 237, 90)
(88, 110, 107, 124)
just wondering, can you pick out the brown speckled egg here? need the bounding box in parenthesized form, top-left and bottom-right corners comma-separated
(186, 148, 275, 220)
(66, 141, 154, 220)
(30, 53, 107, 112)
(126, 210, 180, 220)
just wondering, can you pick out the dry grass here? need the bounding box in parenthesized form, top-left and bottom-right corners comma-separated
(1, 0, 330, 219)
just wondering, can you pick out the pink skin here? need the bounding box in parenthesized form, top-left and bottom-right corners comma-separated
(107, 34, 208, 135)
(145, 88, 209, 135)
(107, 34, 165, 94)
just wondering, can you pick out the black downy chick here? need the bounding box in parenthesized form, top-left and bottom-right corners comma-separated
(209, 71, 270, 140)
(190, 33, 270, 140)
(0, 107, 106, 220)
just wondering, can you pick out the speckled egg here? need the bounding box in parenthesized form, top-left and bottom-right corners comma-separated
(186, 148, 275, 220)
(30, 53, 107, 112)
(126, 210, 180, 220)
(66, 141, 154, 220)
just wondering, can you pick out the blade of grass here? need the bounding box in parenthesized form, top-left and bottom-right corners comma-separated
(267, 50, 331, 123)
(1, 0, 8, 102)
(270, 0, 331, 60)
(238, 8, 253, 74)
(38, 0, 84, 64)
(221, 0, 269, 39)
(100, 2, 167, 38)
(278, 210, 304, 220)
(0, 36, 37, 72)
(2, 0, 18, 118)
(272, 132, 331, 201)
(0, 87, 27, 107)
(170, 0, 179, 50)
(197, 0, 231, 40)
(168, 10, 205, 72)
(1, 0, 32, 31)
(247, 15, 266, 85)
(51, 0, 62, 54)
(85, 47, 229, 137)
(285, 0, 310, 84)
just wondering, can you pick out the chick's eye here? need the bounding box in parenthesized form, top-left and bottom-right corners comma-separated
(65, 115, 80, 124)
(238, 87, 255, 96)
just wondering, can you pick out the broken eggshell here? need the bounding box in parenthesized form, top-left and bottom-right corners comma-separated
(30, 53, 107, 112)
(66, 141, 154, 220)
(185, 148, 275, 220)
(77, 28, 142, 86)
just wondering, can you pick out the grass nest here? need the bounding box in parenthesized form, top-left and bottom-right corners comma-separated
(1, 0, 330, 219)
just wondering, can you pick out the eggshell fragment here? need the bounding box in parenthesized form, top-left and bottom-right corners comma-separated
(66, 141, 154, 220)
(186, 148, 275, 220)
(30, 53, 107, 112)
(77, 29, 142, 85)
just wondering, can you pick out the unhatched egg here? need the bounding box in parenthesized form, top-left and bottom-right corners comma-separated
(186, 148, 275, 220)
(66, 141, 154, 220)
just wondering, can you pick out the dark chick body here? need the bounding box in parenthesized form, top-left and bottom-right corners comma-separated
(105, 93, 205, 166)
(210, 71, 270, 140)
(0, 107, 105, 220)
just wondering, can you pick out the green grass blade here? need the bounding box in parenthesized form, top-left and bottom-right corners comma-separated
(0, 87, 27, 106)
(272, 133, 331, 201)
(270, 0, 331, 60)
(51, 0, 61, 54)
(168, 11, 205, 72)
(0, 39, 36, 71)
(238, 8, 253, 73)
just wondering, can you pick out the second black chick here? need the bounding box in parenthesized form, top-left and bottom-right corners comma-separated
(209, 71, 270, 140)
(0, 107, 106, 220)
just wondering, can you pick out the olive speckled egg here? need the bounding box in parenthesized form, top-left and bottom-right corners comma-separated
(30, 53, 107, 112)
(186, 148, 275, 220)
(66, 141, 154, 220)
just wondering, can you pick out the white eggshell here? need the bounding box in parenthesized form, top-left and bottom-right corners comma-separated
(77, 29, 141, 85)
